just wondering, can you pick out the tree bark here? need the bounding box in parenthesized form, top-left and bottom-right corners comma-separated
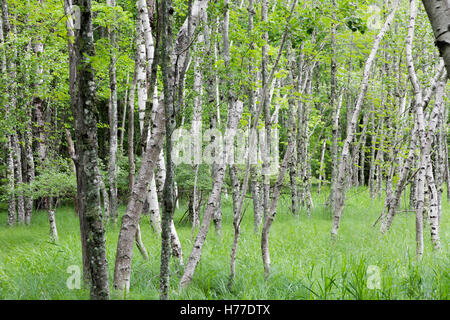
(422, 0, 450, 78)
(128, 60, 137, 192)
(1, 0, 17, 226)
(6, 135, 16, 226)
(191, 43, 203, 233)
(11, 134, 25, 223)
(107, 0, 119, 224)
(318, 139, 327, 195)
(246, 0, 263, 232)
(179, 157, 226, 289)
(69, 0, 110, 300)
(329, 0, 339, 212)
(24, 110, 35, 225)
(202, 14, 223, 237)
(48, 198, 59, 242)
(287, 55, 299, 214)
(119, 71, 129, 152)
(443, 105, 450, 202)
(261, 0, 271, 224)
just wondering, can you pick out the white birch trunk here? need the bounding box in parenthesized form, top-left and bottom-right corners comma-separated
(331, 0, 400, 239)
(11, 134, 25, 223)
(107, 0, 119, 223)
(48, 206, 58, 242)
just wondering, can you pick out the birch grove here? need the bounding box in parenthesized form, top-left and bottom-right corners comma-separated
(0, 0, 448, 301)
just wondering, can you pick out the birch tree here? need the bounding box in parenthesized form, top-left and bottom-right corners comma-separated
(113, 0, 209, 294)
(331, 0, 400, 240)
(107, 0, 119, 223)
(422, 0, 450, 78)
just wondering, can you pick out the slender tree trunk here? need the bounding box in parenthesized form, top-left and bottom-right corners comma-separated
(65, 129, 80, 217)
(434, 97, 444, 221)
(140, 0, 160, 150)
(302, 77, 314, 216)
(11, 134, 25, 223)
(136, 13, 147, 141)
(260, 0, 271, 224)
(331, 0, 400, 239)
(148, 176, 162, 233)
(170, 220, 183, 266)
(258, 0, 298, 279)
(250, 165, 263, 232)
(6, 135, 16, 226)
(318, 139, 327, 195)
(24, 110, 35, 225)
(180, 104, 244, 291)
(380, 124, 419, 233)
(426, 157, 441, 250)
(247, 0, 263, 231)
(119, 71, 129, 151)
(135, 224, 149, 260)
(222, 0, 248, 289)
(159, 0, 208, 300)
(375, 119, 385, 199)
(34, 101, 47, 169)
(354, 110, 369, 186)
(152, 104, 182, 264)
(179, 159, 226, 289)
(443, 105, 450, 202)
(191, 165, 200, 233)
(329, 0, 339, 211)
(156, 145, 166, 200)
(2, 0, 17, 226)
(124, 67, 150, 260)
(107, 0, 119, 224)
(368, 106, 377, 199)
(203, 14, 222, 237)
(128, 61, 137, 192)
(288, 66, 299, 214)
(113, 95, 165, 293)
(191, 43, 203, 233)
(410, 157, 419, 210)
(48, 198, 58, 242)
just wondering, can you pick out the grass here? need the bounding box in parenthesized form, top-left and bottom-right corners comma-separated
(0, 187, 448, 300)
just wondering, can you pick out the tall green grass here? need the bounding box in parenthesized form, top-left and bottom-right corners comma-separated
(0, 187, 448, 300)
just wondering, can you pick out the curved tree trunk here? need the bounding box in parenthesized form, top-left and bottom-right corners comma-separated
(422, 0, 450, 79)
(114, 0, 208, 296)
(331, 0, 400, 240)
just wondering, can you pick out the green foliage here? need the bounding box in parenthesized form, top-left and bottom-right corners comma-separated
(175, 164, 213, 196)
(14, 158, 76, 201)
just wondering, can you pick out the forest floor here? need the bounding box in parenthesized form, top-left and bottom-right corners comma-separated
(0, 187, 448, 300)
